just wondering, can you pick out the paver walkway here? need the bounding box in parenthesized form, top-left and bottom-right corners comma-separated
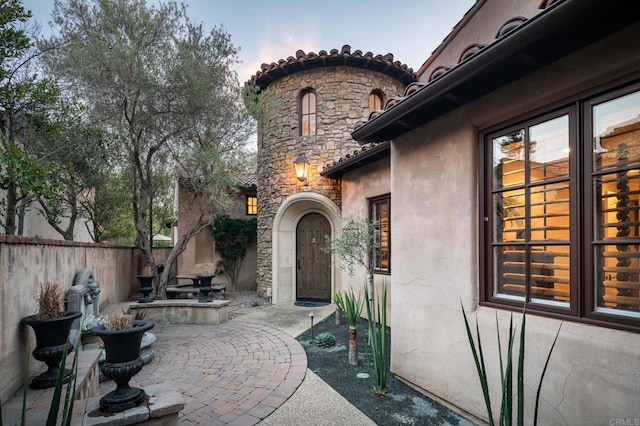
(99, 322, 307, 425)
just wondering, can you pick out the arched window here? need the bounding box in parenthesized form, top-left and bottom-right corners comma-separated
(300, 89, 317, 136)
(369, 90, 383, 113)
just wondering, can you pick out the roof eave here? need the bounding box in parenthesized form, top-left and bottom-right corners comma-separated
(320, 141, 390, 179)
(352, 0, 640, 144)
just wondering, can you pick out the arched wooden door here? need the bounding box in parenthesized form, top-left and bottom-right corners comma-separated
(296, 213, 331, 301)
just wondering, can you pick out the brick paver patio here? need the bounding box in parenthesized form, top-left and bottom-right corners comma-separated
(98, 322, 307, 425)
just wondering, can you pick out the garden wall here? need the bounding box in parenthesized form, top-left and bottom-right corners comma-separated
(0, 236, 145, 402)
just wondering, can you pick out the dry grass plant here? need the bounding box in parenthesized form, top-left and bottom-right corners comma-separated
(35, 282, 66, 320)
(103, 313, 134, 330)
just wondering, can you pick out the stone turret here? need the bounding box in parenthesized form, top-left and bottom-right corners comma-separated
(247, 45, 416, 300)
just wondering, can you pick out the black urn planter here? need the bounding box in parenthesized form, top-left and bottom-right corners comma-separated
(91, 320, 155, 413)
(197, 274, 215, 303)
(21, 311, 82, 389)
(136, 275, 156, 303)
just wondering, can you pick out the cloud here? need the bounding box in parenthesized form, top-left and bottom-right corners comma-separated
(237, 28, 320, 84)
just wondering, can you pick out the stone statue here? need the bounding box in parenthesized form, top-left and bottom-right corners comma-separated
(66, 268, 103, 345)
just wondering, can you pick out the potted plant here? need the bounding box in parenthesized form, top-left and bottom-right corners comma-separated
(90, 312, 154, 413)
(333, 288, 364, 365)
(20, 281, 82, 389)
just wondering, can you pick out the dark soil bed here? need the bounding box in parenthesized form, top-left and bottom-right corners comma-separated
(297, 313, 476, 425)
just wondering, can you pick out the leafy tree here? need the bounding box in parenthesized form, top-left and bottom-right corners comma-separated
(211, 215, 257, 291)
(43, 0, 254, 296)
(0, 0, 62, 235)
(24, 99, 111, 240)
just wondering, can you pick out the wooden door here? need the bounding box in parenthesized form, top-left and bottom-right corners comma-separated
(296, 213, 331, 301)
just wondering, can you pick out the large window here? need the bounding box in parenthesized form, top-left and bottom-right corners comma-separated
(370, 195, 390, 273)
(300, 89, 316, 136)
(483, 82, 640, 330)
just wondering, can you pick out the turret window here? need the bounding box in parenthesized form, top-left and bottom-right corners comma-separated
(300, 90, 317, 136)
(369, 90, 383, 114)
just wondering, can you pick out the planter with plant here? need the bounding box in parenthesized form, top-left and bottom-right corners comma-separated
(90, 312, 154, 413)
(20, 282, 82, 389)
(333, 288, 364, 365)
(136, 265, 156, 303)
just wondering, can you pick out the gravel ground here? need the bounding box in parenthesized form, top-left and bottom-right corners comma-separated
(297, 313, 476, 426)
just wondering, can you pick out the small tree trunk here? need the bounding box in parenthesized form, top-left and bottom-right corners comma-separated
(335, 307, 341, 325)
(348, 327, 358, 365)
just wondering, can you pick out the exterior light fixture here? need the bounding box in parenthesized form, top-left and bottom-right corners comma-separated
(293, 154, 310, 183)
(309, 310, 315, 341)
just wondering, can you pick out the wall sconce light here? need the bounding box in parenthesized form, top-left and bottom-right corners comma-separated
(293, 153, 310, 183)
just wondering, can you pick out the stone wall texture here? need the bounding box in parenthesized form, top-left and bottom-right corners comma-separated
(255, 66, 407, 297)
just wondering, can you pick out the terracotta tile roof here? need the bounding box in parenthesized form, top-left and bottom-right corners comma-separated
(320, 141, 390, 179)
(247, 44, 417, 89)
(352, 13, 534, 136)
(238, 168, 257, 189)
(351, 0, 637, 145)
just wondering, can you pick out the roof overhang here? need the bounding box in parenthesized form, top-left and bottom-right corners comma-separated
(352, 0, 640, 144)
(320, 141, 390, 179)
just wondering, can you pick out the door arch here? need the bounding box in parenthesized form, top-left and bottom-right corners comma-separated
(296, 213, 331, 301)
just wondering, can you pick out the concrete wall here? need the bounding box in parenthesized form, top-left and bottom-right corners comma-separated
(0, 236, 138, 402)
(387, 23, 640, 425)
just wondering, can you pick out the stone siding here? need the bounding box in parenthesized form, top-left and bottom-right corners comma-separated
(255, 66, 406, 297)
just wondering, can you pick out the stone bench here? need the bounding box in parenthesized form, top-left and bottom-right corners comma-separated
(168, 277, 226, 300)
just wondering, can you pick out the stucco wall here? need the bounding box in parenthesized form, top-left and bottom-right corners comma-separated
(0, 189, 93, 242)
(256, 65, 407, 298)
(341, 157, 392, 326)
(419, 0, 540, 81)
(0, 236, 137, 402)
(177, 186, 257, 290)
(388, 24, 640, 424)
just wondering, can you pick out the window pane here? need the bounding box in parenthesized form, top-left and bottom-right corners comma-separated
(593, 90, 640, 172)
(595, 244, 640, 316)
(300, 91, 317, 136)
(309, 113, 316, 136)
(494, 189, 525, 243)
(529, 182, 570, 242)
(369, 92, 382, 112)
(494, 245, 526, 300)
(594, 172, 640, 241)
(493, 130, 525, 190)
(371, 197, 390, 272)
(529, 115, 569, 182)
(530, 245, 570, 306)
(247, 196, 257, 215)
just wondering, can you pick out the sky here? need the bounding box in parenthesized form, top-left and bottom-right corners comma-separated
(22, 0, 475, 83)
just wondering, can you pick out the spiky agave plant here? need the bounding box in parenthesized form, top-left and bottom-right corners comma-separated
(333, 288, 365, 365)
(365, 281, 388, 396)
(461, 302, 561, 425)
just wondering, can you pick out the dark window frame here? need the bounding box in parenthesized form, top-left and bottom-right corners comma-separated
(480, 78, 640, 333)
(300, 89, 317, 136)
(369, 194, 391, 274)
